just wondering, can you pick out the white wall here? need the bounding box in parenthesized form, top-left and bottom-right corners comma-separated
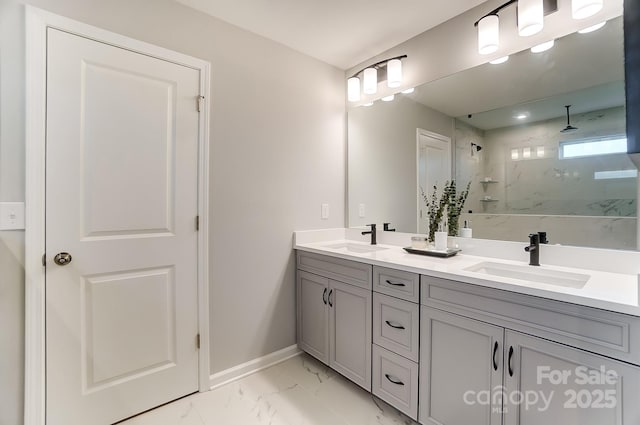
(0, 1, 346, 423)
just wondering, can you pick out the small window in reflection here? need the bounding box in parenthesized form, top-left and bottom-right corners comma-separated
(594, 169, 638, 180)
(560, 136, 627, 159)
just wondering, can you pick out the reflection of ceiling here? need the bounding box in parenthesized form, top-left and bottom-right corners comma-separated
(174, 0, 487, 70)
(458, 81, 625, 130)
(408, 16, 624, 128)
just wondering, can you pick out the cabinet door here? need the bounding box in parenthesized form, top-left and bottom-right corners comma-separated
(297, 271, 329, 364)
(419, 307, 504, 425)
(329, 279, 372, 391)
(504, 330, 640, 425)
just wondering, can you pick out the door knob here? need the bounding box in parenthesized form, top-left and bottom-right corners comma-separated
(53, 252, 72, 266)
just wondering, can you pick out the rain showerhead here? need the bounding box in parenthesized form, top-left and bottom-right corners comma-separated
(561, 105, 579, 133)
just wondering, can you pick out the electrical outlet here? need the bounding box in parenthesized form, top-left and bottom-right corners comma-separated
(358, 203, 366, 218)
(321, 203, 329, 219)
(0, 202, 25, 230)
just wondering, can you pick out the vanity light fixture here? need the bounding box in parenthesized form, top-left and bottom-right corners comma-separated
(490, 56, 510, 64)
(511, 148, 520, 160)
(363, 68, 378, 95)
(572, 0, 603, 19)
(347, 55, 407, 102)
(531, 39, 555, 53)
(537, 146, 545, 157)
(347, 77, 361, 102)
(474, 0, 557, 55)
(382, 95, 395, 102)
(523, 147, 532, 158)
(578, 21, 606, 33)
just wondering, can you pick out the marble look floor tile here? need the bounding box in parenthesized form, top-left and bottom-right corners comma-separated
(121, 353, 414, 425)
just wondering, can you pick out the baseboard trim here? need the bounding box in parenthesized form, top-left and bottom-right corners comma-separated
(209, 344, 302, 390)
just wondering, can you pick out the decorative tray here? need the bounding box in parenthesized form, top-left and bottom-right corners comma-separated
(403, 247, 461, 258)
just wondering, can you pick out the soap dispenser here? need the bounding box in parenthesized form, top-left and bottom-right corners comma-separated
(460, 220, 473, 238)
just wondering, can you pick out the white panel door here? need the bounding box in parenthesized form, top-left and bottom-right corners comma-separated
(46, 28, 201, 425)
(417, 131, 452, 233)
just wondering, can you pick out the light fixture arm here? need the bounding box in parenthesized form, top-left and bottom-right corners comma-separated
(474, 0, 558, 26)
(474, 0, 518, 26)
(349, 54, 408, 79)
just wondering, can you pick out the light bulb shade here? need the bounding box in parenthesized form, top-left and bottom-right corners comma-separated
(387, 59, 402, 88)
(347, 77, 361, 102)
(572, 0, 603, 19)
(478, 15, 499, 55)
(518, 0, 544, 36)
(363, 68, 377, 94)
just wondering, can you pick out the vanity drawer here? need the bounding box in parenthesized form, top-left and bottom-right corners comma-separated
(373, 266, 419, 302)
(372, 344, 418, 420)
(373, 293, 419, 361)
(421, 274, 640, 365)
(297, 251, 372, 289)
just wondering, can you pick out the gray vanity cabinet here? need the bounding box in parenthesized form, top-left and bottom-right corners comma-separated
(329, 279, 372, 390)
(503, 330, 640, 425)
(296, 252, 372, 391)
(419, 307, 503, 425)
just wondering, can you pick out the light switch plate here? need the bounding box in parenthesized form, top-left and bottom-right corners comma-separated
(358, 203, 366, 218)
(321, 203, 329, 220)
(0, 202, 25, 230)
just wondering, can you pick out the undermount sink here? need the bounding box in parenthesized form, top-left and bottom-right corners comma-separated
(464, 261, 590, 289)
(323, 242, 389, 254)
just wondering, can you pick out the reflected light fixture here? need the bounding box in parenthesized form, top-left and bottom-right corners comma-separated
(363, 102, 374, 107)
(347, 55, 407, 102)
(382, 95, 395, 102)
(572, 0, 603, 19)
(402, 87, 415, 94)
(474, 0, 557, 55)
(531, 39, 555, 53)
(578, 21, 606, 33)
(522, 147, 532, 158)
(490, 56, 510, 65)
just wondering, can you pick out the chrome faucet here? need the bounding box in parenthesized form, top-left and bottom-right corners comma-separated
(362, 224, 377, 245)
(525, 233, 540, 266)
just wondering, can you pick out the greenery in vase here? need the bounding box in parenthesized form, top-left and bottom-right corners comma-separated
(445, 180, 471, 236)
(420, 184, 449, 243)
(421, 180, 471, 241)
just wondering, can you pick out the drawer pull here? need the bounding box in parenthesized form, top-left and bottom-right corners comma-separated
(328, 289, 333, 307)
(508, 346, 514, 377)
(322, 288, 328, 305)
(385, 374, 405, 386)
(385, 279, 406, 287)
(492, 341, 499, 371)
(385, 320, 406, 330)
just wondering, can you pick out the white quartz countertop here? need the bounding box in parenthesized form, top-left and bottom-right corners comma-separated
(294, 233, 640, 317)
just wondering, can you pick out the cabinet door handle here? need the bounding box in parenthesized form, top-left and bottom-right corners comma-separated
(508, 346, 514, 377)
(385, 320, 406, 330)
(385, 374, 405, 386)
(385, 279, 406, 287)
(328, 289, 333, 307)
(492, 341, 499, 371)
(322, 288, 328, 305)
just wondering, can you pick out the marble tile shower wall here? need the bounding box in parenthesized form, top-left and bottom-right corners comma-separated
(454, 106, 636, 249)
(482, 106, 634, 216)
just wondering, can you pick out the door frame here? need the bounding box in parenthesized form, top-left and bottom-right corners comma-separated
(415, 128, 452, 233)
(24, 7, 211, 425)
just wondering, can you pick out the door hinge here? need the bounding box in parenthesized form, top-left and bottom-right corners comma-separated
(197, 95, 205, 113)
(196, 333, 201, 349)
(195, 215, 200, 231)
(42, 253, 46, 267)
